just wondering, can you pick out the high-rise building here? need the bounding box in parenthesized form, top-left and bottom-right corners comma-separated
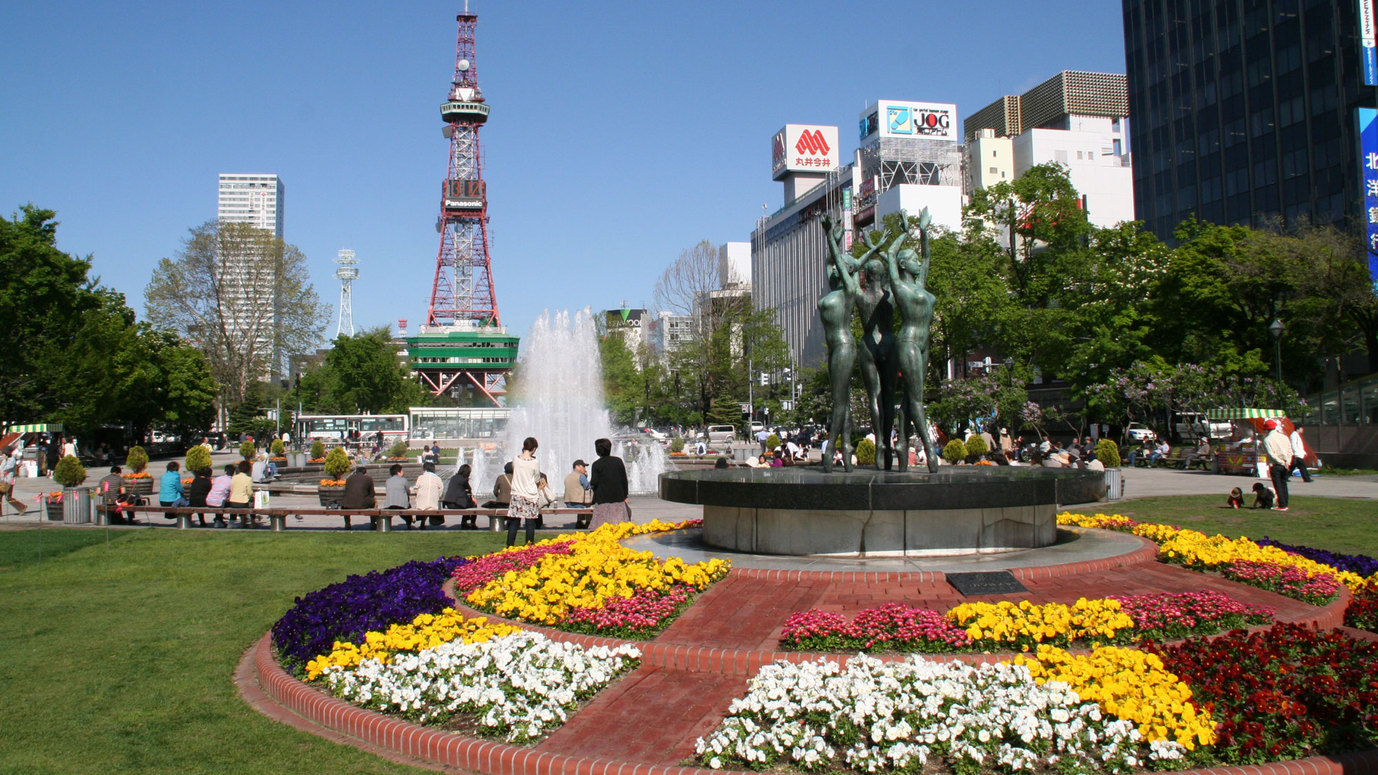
(217, 174, 284, 237)
(216, 173, 285, 379)
(1122, 0, 1370, 240)
(965, 71, 1135, 228)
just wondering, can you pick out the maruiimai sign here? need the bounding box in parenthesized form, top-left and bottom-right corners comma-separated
(771, 124, 840, 180)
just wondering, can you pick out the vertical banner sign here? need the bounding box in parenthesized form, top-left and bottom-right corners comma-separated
(1362, 108, 1378, 290)
(1363, 0, 1378, 85)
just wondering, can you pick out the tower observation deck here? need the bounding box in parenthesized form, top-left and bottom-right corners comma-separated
(409, 9, 517, 406)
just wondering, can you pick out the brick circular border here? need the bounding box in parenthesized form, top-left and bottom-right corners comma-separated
(239, 528, 1375, 775)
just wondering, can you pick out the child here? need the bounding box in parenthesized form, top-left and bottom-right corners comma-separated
(1227, 487, 1244, 509)
(1251, 481, 1275, 510)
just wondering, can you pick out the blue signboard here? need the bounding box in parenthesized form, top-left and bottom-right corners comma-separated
(1362, 107, 1378, 290)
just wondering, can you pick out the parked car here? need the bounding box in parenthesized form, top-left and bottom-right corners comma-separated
(1125, 423, 1157, 443)
(706, 425, 736, 446)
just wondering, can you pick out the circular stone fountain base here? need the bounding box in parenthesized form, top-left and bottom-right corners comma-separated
(659, 467, 1106, 557)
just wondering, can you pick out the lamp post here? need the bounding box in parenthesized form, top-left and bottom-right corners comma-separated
(1268, 318, 1285, 383)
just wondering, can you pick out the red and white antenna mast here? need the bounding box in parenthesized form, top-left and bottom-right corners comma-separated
(427, 7, 499, 327)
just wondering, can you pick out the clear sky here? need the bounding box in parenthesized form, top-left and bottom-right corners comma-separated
(0, 1, 1126, 344)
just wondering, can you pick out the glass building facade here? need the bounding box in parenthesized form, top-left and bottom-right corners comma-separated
(1122, 0, 1374, 241)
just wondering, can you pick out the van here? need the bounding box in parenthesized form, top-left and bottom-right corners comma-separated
(706, 425, 736, 445)
(1172, 412, 1232, 442)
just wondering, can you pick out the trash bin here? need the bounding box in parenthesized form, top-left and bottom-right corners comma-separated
(288, 452, 306, 467)
(1104, 469, 1124, 501)
(63, 487, 93, 524)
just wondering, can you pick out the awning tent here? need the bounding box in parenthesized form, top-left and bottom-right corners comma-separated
(1203, 409, 1286, 421)
(2, 423, 64, 434)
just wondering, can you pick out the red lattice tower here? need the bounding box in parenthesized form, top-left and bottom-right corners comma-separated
(427, 10, 499, 327)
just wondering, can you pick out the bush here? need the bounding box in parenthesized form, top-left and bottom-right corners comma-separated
(855, 438, 876, 465)
(1094, 438, 1121, 468)
(310, 439, 326, 460)
(323, 447, 352, 479)
(238, 440, 255, 461)
(387, 440, 409, 458)
(669, 436, 685, 453)
(942, 439, 968, 465)
(270, 438, 285, 456)
(53, 455, 86, 488)
(125, 445, 149, 473)
(766, 433, 781, 450)
(184, 445, 212, 473)
(965, 434, 989, 458)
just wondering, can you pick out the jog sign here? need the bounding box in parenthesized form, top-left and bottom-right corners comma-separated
(772, 124, 840, 180)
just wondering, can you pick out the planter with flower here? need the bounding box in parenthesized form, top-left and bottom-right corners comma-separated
(123, 445, 153, 495)
(318, 447, 351, 506)
(269, 438, 286, 462)
(51, 455, 87, 523)
(385, 440, 409, 461)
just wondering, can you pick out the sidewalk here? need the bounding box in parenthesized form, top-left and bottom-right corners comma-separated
(3, 456, 1373, 531)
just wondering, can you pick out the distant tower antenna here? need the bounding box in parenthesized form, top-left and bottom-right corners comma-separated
(334, 249, 359, 337)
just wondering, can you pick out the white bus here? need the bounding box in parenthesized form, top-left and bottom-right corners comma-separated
(296, 414, 409, 444)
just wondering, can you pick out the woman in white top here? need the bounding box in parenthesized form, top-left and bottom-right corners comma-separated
(506, 436, 546, 547)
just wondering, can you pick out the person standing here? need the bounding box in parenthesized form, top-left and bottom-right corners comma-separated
(564, 459, 592, 529)
(1289, 424, 1313, 483)
(1, 446, 28, 515)
(756, 427, 769, 456)
(383, 463, 414, 528)
(588, 437, 629, 529)
(414, 461, 445, 528)
(506, 437, 545, 547)
(1262, 419, 1293, 511)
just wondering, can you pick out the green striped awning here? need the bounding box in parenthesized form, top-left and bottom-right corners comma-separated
(1204, 409, 1285, 421)
(2, 423, 64, 433)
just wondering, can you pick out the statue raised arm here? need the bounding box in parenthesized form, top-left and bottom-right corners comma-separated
(817, 213, 860, 472)
(886, 207, 938, 472)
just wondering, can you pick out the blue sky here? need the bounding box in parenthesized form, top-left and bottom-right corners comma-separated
(1, 1, 1126, 344)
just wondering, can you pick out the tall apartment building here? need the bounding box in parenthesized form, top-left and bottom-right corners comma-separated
(965, 71, 1135, 228)
(217, 174, 284, 237)
(216, 173, 285, 378)
(1121, 0, 1370, 240)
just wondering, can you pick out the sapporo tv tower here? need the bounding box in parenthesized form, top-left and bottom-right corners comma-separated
(407, 6, 518, 406)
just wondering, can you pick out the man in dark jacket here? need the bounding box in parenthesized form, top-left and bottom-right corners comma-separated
(340, 466, 376, 509)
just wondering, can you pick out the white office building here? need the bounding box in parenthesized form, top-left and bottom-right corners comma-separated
(964, 71, 1134, 228)
(217, 173, 284, 237)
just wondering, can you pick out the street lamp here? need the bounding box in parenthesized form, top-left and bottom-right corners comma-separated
(1268, 318, 1286, 383)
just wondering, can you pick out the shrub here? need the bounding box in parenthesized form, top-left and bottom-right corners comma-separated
(238, 440, 255, 461)
(965, 434, 989, 457)
(53, 455, 86, 488)
(387, 440, 410, 458)
(310, 439, 326, 460)
(942, 439, 967, 464)
(323, 447, 352, 479)
(1094, 438, 1121, 468)
(855, 438, 876, 465)
(125, 445, 149, 473)
(766, 433, 781, 450)
(669, 436, 685, 453)
(184, 445, 212, 473)
(270, 438, 285, 456)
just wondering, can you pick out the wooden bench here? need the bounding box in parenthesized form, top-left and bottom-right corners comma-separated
(128, 505, 593, 533)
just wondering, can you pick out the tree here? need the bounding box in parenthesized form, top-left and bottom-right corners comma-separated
(144, 220, 327, 409)
(598, 332, 640, 426)
(314, 327, 425, 414)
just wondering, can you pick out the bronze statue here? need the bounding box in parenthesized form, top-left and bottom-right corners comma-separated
(855, 232, 900, 470)
(887, 208, 938, 472)
(818, 214, 878, 473)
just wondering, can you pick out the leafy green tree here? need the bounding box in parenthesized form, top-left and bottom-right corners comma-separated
(313, 327, 422, 414)
(144, 220, 327, 408)
(598, 332, 640, 426)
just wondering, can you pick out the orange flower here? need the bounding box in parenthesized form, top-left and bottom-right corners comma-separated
(319, 479, 347, 487)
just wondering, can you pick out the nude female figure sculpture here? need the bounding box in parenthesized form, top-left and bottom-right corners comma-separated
(886, 208, 938, 473)
(817, 213, 878, 473)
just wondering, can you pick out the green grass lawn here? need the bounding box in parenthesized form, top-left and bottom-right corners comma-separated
(3, 497, 1375, 773)
(1067, 494, 1378, 557)
(0, 528, 507, 774)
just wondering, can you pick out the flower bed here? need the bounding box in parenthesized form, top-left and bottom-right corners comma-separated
(694, 653, 1197, 773)
(459, 520, 729, 637)
(272, 556, 466, 672)
(780, 592, 1272, 653)
(1143, 624, 1378, 764)
(304, 608, 521, 679)
(314, 629, 641, 743)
